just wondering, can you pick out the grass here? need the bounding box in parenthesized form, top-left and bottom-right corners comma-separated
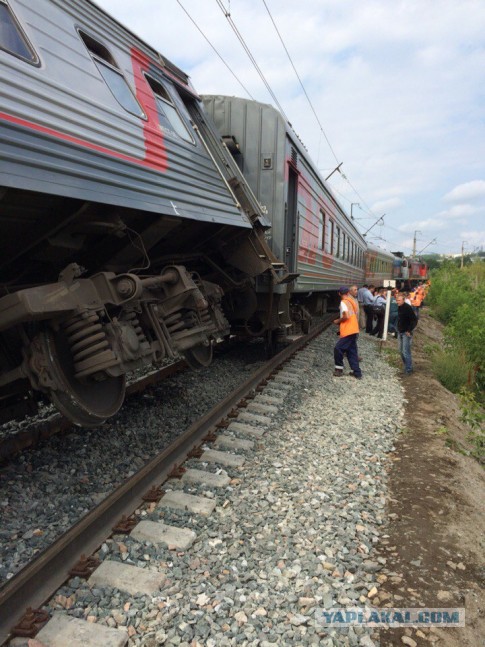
(431, 348, 471, 393)
(383, 347, 402, 369)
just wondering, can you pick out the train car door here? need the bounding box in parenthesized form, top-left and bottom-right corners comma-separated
(285, 165, 299, 272)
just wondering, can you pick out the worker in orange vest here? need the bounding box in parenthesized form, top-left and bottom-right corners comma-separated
(333, 286, 362, 379)
(411, 287, 423, 319)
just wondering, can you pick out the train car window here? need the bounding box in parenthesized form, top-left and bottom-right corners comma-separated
(78, 30, 144, 117)
(336, 227, 341, 258)
(0, 0, 38, 63)
(145, 75, 194, 144)
(324, 216, 331, 254)
(329, 220, 334, 255)
(320, 211, 327, 251)
(318, 211, 324, 250)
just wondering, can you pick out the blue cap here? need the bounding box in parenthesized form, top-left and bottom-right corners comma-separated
(338, 286, 349, 294)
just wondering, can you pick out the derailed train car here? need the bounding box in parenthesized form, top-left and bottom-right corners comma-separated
(202, 96, 367, 320)
(0, 0, 293, 426)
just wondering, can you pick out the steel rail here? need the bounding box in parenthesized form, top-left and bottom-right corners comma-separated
(0, 360, 187, 464)
(0, 320, 328, 643)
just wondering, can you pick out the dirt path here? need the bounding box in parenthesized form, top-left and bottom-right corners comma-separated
(375, 310, 484, 647)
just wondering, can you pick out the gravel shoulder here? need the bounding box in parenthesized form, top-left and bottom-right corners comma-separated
(376, 310, 485, 647)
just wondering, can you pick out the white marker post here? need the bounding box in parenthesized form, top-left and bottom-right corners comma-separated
(381, 279, 396, 343)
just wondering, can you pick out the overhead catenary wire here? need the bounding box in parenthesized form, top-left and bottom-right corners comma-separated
(261, 0, 340, 166)
(260, 1, 382, 221)
(176, 0, 255, 100)
(179, 1, 417, 254)
(215, 0, 289, 121)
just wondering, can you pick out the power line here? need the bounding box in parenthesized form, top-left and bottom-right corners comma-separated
(181, 1, 396, 243)
(261, 0, 340, 166)
(215, 0, 289, 121)
(176, 0, 255, 100)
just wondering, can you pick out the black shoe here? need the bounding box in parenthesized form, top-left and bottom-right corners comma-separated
(333, 369, 343, 377)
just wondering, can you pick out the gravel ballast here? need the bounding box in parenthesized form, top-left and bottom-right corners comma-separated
(0, 344, 266, 585)
(22, 328, 405, 647)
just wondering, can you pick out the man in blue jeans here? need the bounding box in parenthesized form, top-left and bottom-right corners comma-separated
(396, 293, 417, 374)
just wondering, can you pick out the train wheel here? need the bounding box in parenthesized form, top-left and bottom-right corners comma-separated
(36, 328, 125, 427)
(183, 342, 213, 369)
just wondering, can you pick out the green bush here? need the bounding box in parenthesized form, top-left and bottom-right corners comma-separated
(427, 262, 473, 323)
(431, 348, 471, 393)
(428, 262, 485, 396)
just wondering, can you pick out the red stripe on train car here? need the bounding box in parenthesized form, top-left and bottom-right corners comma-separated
(130, 47, 168, 171)
(0, 109, 167, 172)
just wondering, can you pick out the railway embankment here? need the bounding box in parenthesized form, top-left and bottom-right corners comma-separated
(376, 310, 484, 647)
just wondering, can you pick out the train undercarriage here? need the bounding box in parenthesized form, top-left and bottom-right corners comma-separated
(0, 192, 297, 427)
(0, 251, 301, 427)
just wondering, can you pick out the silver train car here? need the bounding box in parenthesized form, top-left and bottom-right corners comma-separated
(202, 96, 367, 318)
(0, 0, 292, 425)
(364, 244, 396, 286)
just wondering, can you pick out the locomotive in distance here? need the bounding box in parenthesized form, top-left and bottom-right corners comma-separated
(0, 0, 426, 427)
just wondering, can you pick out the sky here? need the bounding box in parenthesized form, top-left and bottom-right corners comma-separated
(95, 0, 485, 256)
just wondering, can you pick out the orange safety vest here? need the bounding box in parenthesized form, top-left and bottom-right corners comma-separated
(411, 291, 423, 307)
(340, 297, 359, 337)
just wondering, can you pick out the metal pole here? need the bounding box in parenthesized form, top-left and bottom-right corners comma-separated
(325, 162, 343, 181)
(381, 289, 391, 342)
(363, 214, 385, 237)
(412, 230, 421, 258)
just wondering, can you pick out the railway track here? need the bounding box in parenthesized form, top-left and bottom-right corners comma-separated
(0, 319, 332, 644)
(0, 360, 187, 464)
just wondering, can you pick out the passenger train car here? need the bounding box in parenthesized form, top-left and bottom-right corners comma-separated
(202, 96, 367, 318)
(364, 244, 395, 286)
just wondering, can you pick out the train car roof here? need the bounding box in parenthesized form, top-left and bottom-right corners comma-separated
(205, 95, 365, 244)
(365, 243, 397, 260)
